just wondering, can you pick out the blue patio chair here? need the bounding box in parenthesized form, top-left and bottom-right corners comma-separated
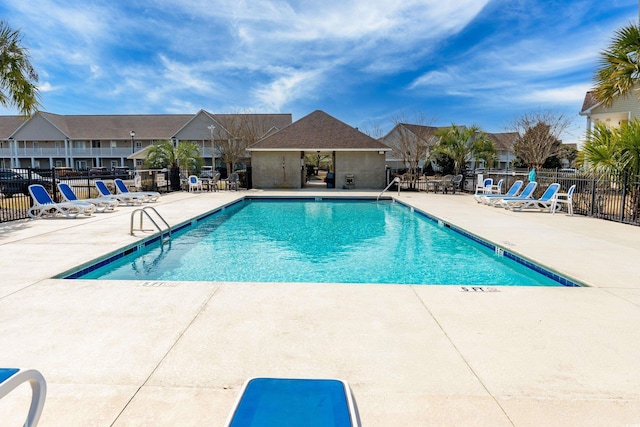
(28, 184, 95, 219)
(478, 180, 523, 205)
(502, 183, 560, 212)
(493, 181, 538, 208)
(94, 180, 144, 206)
(0, 368, 47, 427)
(58, 182, 119, 212)
(225, 377, 361, 427)
(114, 178, 160, 202)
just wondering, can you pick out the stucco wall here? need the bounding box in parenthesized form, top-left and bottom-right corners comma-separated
(334, 151, 386, 189)
(251, 151, 302, 189)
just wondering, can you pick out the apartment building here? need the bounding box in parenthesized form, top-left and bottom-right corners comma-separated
(0, 110, 292, 170)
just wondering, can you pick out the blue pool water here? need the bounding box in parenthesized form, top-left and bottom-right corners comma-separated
(74, 199, 572, 286)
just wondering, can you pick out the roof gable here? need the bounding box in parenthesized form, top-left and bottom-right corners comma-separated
(11, 112, 69, 141)
(249, 110, 389, 151)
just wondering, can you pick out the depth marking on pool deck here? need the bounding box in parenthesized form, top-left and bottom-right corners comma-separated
(459, 286, 500, 292)
(141, 281, 178, 287)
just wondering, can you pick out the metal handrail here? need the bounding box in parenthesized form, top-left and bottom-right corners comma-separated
(377, 177, 401, 201)
(130, 206, 171, 240)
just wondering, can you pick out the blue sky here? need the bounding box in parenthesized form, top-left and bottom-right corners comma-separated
(1, 0, 638, 144)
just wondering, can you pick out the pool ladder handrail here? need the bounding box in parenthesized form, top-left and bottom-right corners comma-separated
(130, 206, 171, 241)
(377, 177, 401, 201)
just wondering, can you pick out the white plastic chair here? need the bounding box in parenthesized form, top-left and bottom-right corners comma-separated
(553, 184, 576, 215)
(188, 175, 202, 192)
(475, 176, 493, 195)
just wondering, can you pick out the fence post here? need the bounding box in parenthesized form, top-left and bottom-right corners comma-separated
(621, 172, 627, 223)
(589, 175, 597, 217)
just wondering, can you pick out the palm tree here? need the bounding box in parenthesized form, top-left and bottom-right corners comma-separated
(434, 124, 495, 174)
(0, 21, 40, 115)
(145, 140, 203, 190)
(583, 119, 640, 176)
(593, 23, 640, 106)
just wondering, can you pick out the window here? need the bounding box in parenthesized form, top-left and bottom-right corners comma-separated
(33, 141, 39, 148)
(55, 160, 63, 167)
(110, 160, 118, 168)
(76, 160, 87, 170)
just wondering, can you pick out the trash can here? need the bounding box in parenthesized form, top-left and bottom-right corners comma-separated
(326, 172, 335, 188)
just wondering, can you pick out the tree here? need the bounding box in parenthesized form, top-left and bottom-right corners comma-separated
(593, 23, 640, 107)
(508, 111, 572, 169)
(583, 120, 640, 175)
(145, 140, 203, 190)
(434, 124, 495, 174)
(385, 113, 438, 188)
(214, 112, 272, 173)
(0, 21, 40, 115)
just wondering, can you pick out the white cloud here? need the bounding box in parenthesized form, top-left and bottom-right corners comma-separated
(253, 68, 325, 111)
(515, 84, 592, 105)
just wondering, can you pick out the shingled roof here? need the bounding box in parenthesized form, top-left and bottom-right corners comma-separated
(39, 112, 193, 140)
(248, 110, 390, 151)
(0, 116, 26, 139)
(488, 132, 517, 151)
(580, 91, 600, 113)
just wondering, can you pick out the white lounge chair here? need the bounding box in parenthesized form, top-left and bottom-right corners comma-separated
(552, 184, 576, 215)
(188, 175, 202, 192)
(478, 180, 523, 205)
(503, 183, 560, 212)
(225, 377, 361, 427)
(0, 368, 47, 427)
(492, 181, 538, 207)
(94, 180, 144, 206)
(58, 182, 118, 212)
(28, 184, 95, 219)
(114, 178, 160, 202)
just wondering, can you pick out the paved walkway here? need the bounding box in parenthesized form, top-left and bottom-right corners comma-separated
(1, 189, 639, 426)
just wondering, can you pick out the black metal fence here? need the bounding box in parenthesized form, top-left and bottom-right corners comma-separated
(479, 169, 640, 226)
(1, 168, 171, 223)
(5, 167, 640, 226)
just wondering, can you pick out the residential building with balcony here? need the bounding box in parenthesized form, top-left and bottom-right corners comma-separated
(0, 110, 292, 171)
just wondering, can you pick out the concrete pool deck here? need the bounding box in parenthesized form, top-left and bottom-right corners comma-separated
(1, 189, 639, 426)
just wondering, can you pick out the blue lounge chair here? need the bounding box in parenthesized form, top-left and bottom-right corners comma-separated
(114, 178, 160, 202)
(28, 184, 95, 219)
(58, 182, 119, 213)
(94, 180, 144, 206)
(493, 181, 538, 208)
(502, 183, 560, 212)
(0, 368, 46, 427)
(225, 378, 361, 427)
(479, 180, 523, 205)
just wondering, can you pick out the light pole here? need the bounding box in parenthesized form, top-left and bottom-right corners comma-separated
(130, 130, 135, 154)
(207, 125, 215, 168)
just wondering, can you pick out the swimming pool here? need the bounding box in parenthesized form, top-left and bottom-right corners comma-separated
(66, 198, 579, 287)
